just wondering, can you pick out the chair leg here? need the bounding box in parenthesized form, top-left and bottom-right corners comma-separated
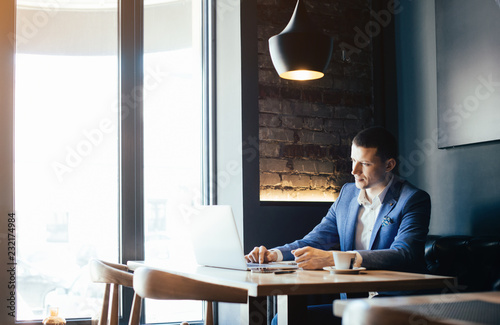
(205, 301, 213, 325)
(110, 284, 119, 325)
(99, 284, 111, 325)
(128, 293, 142, 325)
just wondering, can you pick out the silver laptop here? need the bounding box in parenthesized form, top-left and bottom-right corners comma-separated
(189, 205, 297, 271)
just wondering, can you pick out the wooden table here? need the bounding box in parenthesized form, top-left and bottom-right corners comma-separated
(334, 291, 500, 325)
(128, 261, 455, 325)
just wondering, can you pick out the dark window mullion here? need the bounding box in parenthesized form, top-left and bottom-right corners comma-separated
(203, 0, 216, 206)
(119, 0, 144, 323)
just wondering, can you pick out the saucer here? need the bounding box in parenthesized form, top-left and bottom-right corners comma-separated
(323, 266, 366, 274)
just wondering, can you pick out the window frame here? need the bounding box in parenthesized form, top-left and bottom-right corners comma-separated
(120, 0, 145, 322)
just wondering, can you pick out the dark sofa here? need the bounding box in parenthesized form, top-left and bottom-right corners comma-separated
(425, 235, 500, 292)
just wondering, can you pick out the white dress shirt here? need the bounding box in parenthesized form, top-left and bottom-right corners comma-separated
(355, 174, 394, 250)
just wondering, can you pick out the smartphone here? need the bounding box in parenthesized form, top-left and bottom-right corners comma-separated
(250, 268, 296, 274)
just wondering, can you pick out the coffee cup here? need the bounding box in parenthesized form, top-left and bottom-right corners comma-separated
(332, 251, 356, 270)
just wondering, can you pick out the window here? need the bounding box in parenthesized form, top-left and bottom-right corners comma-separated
(15, 1, 119, 320)
(12, 0, 209, 323)
(15, 52, 120, 319)
(142, 0, 204, 322)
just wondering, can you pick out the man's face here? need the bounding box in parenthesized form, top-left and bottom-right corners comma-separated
(350, 144, 391, 191)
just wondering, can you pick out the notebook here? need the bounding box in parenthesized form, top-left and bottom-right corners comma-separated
(189, 205, 297, 271)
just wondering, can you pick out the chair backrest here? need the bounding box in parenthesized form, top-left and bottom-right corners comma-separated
(133, 267, 248, 325)
(89, 259, 142, 325)
(342, 300, 459, 325)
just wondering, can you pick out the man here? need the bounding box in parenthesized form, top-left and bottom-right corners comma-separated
(246, 126, 430, 272)
(245, 127, 431, 323)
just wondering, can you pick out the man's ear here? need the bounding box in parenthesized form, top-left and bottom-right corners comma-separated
(386, 158, 396, 172)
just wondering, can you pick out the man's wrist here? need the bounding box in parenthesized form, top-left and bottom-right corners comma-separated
(348, 251, 363, 267)
(269, 249, 283, 262)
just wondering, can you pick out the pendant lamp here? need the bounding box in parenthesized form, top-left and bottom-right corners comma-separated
(269, 0, 333, 81)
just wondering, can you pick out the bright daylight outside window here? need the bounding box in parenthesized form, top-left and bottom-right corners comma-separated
(15, 0, 204, 323)
(15, 0, 119, 321)
(142, 0, 203, 322)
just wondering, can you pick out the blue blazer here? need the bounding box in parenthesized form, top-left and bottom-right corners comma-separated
(274, 177, 431, 273)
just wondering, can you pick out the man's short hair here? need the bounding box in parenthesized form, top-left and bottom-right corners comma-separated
(352, 126, 398, 162)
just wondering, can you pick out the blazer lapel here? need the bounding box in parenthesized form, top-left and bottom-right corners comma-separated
(368, 179, 402, 249)
(343, 191, 361, 251)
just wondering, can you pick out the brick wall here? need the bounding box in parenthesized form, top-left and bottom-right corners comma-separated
(258, 0, 375, 201)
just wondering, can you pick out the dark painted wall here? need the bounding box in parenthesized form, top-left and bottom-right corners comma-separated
(394, 0, 500, 236)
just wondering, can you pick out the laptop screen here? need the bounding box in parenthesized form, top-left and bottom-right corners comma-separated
(189, 205, 249, 270)
(188, 205, 297, 271)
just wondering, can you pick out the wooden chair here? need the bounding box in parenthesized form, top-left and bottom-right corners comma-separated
(341, 300, 465, 325)
(132, 267, 248, 325)
(89, 259, 142, 325)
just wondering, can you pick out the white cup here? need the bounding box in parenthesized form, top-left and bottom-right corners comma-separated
(332, 251, 356, 270)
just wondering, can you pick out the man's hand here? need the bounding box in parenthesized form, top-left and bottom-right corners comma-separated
(245, 246, 278, 264)
(292, 246, 334, 269)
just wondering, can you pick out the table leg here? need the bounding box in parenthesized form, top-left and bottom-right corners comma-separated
(243, 296, 268, 325)
(277, 295, 307, 325)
